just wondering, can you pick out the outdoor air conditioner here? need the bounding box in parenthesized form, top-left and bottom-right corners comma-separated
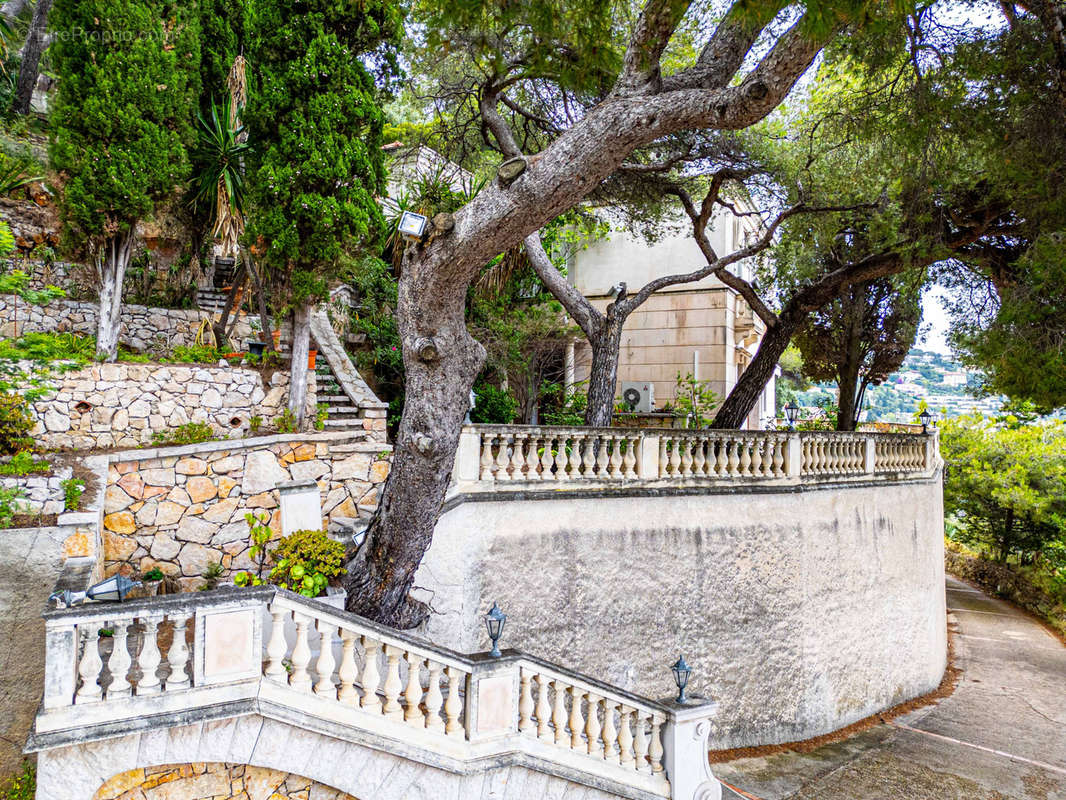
(620, 381, 655, 413)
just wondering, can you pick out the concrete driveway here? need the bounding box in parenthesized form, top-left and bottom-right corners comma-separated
(716, 576, 1066, 800)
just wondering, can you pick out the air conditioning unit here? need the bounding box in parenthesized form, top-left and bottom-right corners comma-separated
(620, 381, 655, 413)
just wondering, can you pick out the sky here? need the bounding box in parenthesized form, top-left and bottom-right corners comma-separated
(921, 288, 953, 355)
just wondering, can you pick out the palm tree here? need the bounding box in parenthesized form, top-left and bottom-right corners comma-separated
(189, 94, 250, 258)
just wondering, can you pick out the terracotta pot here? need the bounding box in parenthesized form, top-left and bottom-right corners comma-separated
(308, 349, 317, 369)
(272, 330, 282, 349)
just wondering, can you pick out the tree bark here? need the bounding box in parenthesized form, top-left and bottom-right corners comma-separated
(94, 233, 134, 362)
(287, 301, 311, 426)
(585, 316, 624, 427)
(711, 315, 797, 429)
(836, 296, 865, 431)
(211, 262, 246, 350)
(12, 0, 52, 116)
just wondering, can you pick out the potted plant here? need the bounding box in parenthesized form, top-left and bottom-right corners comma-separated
(141, 567, 164, 596)
(308, 348, 317, 369)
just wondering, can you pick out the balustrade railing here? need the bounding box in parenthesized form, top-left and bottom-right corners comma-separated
(453, 425, 936, 490)
(36, 587, 709, 799)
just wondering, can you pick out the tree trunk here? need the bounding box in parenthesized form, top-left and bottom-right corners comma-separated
(836, 362, 861, 431)
(712, 315, 797, 429)
(343, 272, 486, 628)
(94, 233, 133, 362)
(584, 317, 624, 427)
(287, 301, 311, 426)
(211, 262, 246, 350)
(243, 250, 275, 352)
(11, 0, 52, 116)
(0, 0, 28, 22)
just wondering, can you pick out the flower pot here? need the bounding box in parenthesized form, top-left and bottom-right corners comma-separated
(143, 580, 161, 597)
(308, 349, 317, 369)
(272, 330, 282, 349)
(247, 340, 266, 357)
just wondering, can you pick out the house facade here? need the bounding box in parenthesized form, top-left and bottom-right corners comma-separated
(566, 211, 776, 429)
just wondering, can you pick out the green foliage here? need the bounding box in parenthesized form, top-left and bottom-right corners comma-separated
(276, 408, 297, 433)
(0, 761, 35, 800)
(541, 386, 587, 427)
(0, 331, 152, 366)
(314, 403, 328, 431)
(470, 382, 517, 425)
(666, 373, 720, 429)
(0, 152, 41, 196)
(0, 394, 34, 456)
(61, 478, 85, 511)
(198, 560, 224, 590)
(0, 451, 50, 476)
(0, 269, 65, 306)
(243, 0, 402, 310)
(142, 567, 164, 582)
(941, 414, 1066, 566)
(0, 485, 26, 527)
(248, 415, 263, 434)
(199, 0, 245, 112)
(169, 344, 223, 364)
(269, 528, 345, 598)
(49, 0, 201, 252)
(151, 422, 215, 447)
(236, 509, 273, 585)
(189, 95, 251, 232)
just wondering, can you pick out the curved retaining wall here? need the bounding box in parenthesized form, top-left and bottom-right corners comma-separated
(414, 476, 946, 749)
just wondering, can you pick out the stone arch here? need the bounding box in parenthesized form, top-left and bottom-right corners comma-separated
(92, 762, 359, 800)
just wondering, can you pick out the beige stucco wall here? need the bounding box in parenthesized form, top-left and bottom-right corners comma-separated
(414, 477, 947, 750)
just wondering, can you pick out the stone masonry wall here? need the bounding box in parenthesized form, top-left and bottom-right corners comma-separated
(29, 362, 316, 450)
(93, 763, 357, 800)
(101, 434, 390, 590)
(0, 463, 72, 516)
(0, 293, 253, 352)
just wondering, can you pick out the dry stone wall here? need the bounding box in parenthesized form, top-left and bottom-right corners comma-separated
(0, 463, 72, 516)
(101, 434, 390, 590)
(93, 763, 357, 800)
(28, 362, 316, 450)
(0, 293, 253, 352)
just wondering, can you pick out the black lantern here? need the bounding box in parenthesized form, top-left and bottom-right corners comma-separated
(50, 574, 141, 608)
(919, 408, 932, 433)
(485, 602, 506, 658)
(784, 401, 801, 430)
(671, 655, 692, 704)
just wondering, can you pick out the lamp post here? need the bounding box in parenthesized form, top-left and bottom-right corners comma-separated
(671, 655, 692, 704)
(784, 400, 800, 430)
(485, 602, 506, 658)
(919, 408, 932, 433)
(50, 574, 142, 608)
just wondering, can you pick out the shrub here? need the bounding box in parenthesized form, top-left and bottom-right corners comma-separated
(151, 422, 215, 447)
(234, 511, 273, 587)
(269, 529, 345, 598)
(470, 383, 517, 424)
(168, 344, 223, 364)
(0, 486, 27, 528)
(276, 409, 297, 433)
(61, 477, 85, 511)
(0, 394, 34, 456)
(0, 451, 51, 476)
(0, 762, 34, 800)
(142, 567, 164, 582)
(314, 403, 328, 431)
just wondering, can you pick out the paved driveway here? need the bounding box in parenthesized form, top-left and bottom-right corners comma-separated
(716, 576, 1066, 800)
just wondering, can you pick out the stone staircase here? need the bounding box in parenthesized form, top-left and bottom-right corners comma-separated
(194, 287, 228, 314)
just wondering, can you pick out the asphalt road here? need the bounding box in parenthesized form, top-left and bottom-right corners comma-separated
(716, 575, 1066, 800)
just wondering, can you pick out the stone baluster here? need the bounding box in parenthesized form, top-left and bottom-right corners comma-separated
(425, 661, 445, 732)
(403, 652, 423, 724)
(382, 646, 404, 718)
(541, 435, 556, 480)
(552, 679, 568, 745)
(582, 436, 598, 477)
(679, 438, 693, 476)
(659, 437, 669, 475)
(518, 668, 534, 733)
(314, 622, 336, 697)
(715, 439, 728, 476)
(566, 435, 583, 479)
(618, 705, 635, 767)
(359, 637, 381, 711)
(337, 629, 359, 704)
(512, 433, 528, 480)
(525, 435, 541, 481)
(479, 434, 495, 480)
(622, 437, 637, 478)
(727, 438, 740, 476)
(772, 438, 785, 476)
(749, 437, 763, 477)
(265, 607, 289, 682)
(692, 438, 706, 476)
(609, 435, 624, 477)
(633, 710, 650, 773)
(585, 693, 602, 756)
(595, 435, 611, 476)
(136, 614, 163, 696)
(289, 614, 313, 693)
(166, 616, 190, 690)
(75, 626, 103, 704)
(668, 439, 682, 476)
(649, 715, 665, 774)
(739, 439, 752, 476)
(569, 687, 585, 749)
(106, 619, 133, 698)
(494, 434, 512, 480)
(536, 674, 552, 740)
(602, 701, 618, 763)
(444, 666, 463, 735)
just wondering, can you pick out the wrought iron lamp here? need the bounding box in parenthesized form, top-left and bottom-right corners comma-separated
(50, 574, 142, 608)
(485, 602, 506, 658)
(671, 654, 692, 704)
(919, 408, 932, 433)
(784, 400, 800, 430)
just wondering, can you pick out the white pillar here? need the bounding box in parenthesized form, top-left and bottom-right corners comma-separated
(565, 340, 576, 399)
(661, 698, 721, 800)
(278, 479, 322, 534)
(785, 433, 802, 479)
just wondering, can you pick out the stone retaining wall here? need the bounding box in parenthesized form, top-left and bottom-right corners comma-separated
(29, 362, 316, 450)
(0, 464, 72, 516)
(0, 293, 253, 352)
(101, 434, 390, 590)
(94, 763, 357, 800)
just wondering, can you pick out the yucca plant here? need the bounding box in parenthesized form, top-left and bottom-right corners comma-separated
(0, 154, 42, 197)
(190, 95, 250, 258)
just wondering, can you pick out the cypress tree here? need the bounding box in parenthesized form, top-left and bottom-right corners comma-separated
(49, 0, 201, 360)
(244, 0, 401, 423)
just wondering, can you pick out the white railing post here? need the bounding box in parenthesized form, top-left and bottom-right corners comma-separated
(465, 660, 517, 744)
(785, 432, 802, 479)
(454, 426, 482, 484)
(864, 435, 876, 474)
(925, 432, 937, 472)
(42, 621, 78, 710)
(661, 698, 721, 800)
(639, 434, 661, 478)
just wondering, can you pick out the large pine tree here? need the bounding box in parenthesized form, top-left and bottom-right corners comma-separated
(243, 0, 401, 424)
(50, 0, 201, 361)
